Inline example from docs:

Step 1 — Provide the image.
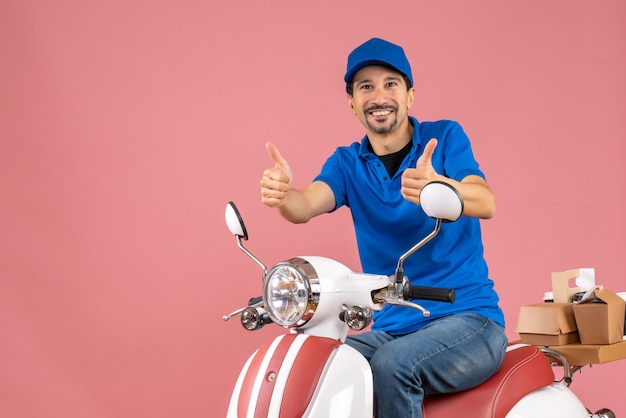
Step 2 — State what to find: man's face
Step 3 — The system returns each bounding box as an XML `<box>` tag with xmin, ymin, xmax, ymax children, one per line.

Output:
<box><xmin>348</xmin><ymin>65</ymin><xmax>415</xmax><ymax>136</ymax></box>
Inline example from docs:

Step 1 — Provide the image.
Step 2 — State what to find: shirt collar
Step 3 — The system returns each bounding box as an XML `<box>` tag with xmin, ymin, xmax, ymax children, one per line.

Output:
<box><xmin>359</xmin><ymin>116</ymin><xmax>422</xmax><ymax>158</ymax></box>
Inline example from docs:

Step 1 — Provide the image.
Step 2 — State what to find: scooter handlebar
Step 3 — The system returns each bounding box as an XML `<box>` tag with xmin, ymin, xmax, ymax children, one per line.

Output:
<box><xmin>403</xmin><ymin>284</ymin><xmax>456</xmax><ymax>303</ymax></box>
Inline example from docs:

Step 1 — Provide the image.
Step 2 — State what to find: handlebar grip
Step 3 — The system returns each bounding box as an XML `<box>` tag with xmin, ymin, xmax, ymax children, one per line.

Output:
<box><xmin>403</xmin><ymin>284</ymin><xmax>456</xmax><ymax>303</ymax></box>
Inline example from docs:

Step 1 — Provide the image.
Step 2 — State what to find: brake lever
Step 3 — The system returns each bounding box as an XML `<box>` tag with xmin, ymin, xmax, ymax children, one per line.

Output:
<box><xmin>373</xmin><ymin>288</ymin><xmax>430</xmax><ymax>317</ymax></box>
<box><xmin>223</xmin><ymin>299</ymin><xmax>264</xmax><ymax>321</ymax></box>
<box><xmin>384</xmin><ymin>298</ymin><xmax>430</xmax><ymax>317</ymax></box>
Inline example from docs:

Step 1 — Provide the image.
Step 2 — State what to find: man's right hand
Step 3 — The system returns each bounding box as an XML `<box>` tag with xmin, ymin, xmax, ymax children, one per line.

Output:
<box><xmin>261</xmin><ymin>141</ymin><xmax>293</xmax><ymax>207</ymax></box>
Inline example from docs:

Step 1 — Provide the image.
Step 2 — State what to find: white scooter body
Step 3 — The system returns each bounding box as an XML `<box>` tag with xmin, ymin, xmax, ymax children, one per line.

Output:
<box><xmin>226</xmin><ymin>257</ymin><xmax>591</xmax><ymax>418</ymax></box>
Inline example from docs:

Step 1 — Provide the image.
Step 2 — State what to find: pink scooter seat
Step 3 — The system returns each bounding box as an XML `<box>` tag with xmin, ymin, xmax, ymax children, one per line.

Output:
<box><xmin>423</xmin><ymin>344</ymin><xmax>555</xmax><ymax>418</ymax></box>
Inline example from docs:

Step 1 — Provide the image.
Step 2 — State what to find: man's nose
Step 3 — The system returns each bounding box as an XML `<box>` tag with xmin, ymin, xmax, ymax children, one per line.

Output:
<box><xmin>371</xmin><ymin>90</ymin><xmax>388</xmax><ymax>105</ymax></box>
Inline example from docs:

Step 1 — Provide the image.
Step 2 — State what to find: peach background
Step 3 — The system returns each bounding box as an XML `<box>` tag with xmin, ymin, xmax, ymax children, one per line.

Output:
<box><xmin>1</xmin><ymin>0</ymin><xmax>625</xmax><ymax>417</ymax></box>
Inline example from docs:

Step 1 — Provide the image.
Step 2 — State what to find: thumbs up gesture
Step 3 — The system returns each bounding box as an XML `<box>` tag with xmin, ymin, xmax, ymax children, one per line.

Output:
<box><xmin>401</xmin><ymin>138</ymin><xmax>441</xmax><ymax>205</ymax></box>
<box><xmin>261</xmin><ymin>141</ymin><xmax>294</xmax><ymax>207</ymax></box>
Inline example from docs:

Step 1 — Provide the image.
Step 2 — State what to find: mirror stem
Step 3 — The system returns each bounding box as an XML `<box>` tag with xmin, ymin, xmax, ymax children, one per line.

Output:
<box><xmin>395</xmin><ymin>219</ymin><xmax>442</xmax><ymax>283</ymax></box>
<box><xmin>236</xmin><ymin>235</ymin><xmax>268</xmax><ymax>277</ymax></box>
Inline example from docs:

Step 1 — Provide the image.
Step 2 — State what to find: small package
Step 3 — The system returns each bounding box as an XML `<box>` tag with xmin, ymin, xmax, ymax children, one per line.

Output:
<box><xmin>573</xmin><ymin>288</ymin><xmax>626</xmax><ymax>345</ymax></box>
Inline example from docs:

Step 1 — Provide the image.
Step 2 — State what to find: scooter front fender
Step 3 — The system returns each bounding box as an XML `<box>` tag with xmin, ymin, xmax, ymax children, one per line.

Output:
<box><xmin>228</xmin><ymin>333</ymin><xmax>373</xmax><ymax>417</ymax></box>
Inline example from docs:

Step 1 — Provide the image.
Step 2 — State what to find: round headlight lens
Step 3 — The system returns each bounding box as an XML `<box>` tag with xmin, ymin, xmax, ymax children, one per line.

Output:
<box><xmin>264</xmin><ymin>262</ymin><xmax>310</xmax><ymax>327</ymax></box>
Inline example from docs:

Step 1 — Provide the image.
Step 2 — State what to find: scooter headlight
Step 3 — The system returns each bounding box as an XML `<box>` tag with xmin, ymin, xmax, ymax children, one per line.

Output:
<box><xmin>263</xmin><ymin>258</ymin><xmax>318</xmax><ymax>327</ymax></box>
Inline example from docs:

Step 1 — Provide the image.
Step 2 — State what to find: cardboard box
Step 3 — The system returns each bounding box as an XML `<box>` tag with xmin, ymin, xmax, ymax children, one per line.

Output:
<box><xmin>516</xmin><ymin>303</ymin><xmax>579</xmax><ymax>346</ymax></box>
<box><xmin>573</xmin><ymin>289</ymin><xmax>626</xmax><ymax>345</ymax></box>
<box><xmin>549</xmin><ymin>340</ymin><xmax>626</xmax><ymax>365</ymax></box>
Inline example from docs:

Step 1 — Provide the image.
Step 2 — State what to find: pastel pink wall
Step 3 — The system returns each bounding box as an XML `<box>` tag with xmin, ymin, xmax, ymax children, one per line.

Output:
<box><xmin>1</xmin><ymin>0</ymin><xmax>624</xmax><ymax>416</ymax></box>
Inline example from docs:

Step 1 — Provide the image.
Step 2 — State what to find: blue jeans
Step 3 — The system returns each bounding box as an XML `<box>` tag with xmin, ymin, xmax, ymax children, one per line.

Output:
<box><xmin>345</xmin><ymin>313</ymin><xmax>508</xmax><ymax>418</ymax></box>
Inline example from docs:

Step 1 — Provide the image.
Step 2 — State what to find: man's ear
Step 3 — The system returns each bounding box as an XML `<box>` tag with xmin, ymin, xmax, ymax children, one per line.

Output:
<box><xmin>347</xmin><ymin>93</ymin><xmax>357</xmax><ymax>115</ymax></box>
<box><xmin>407</xmin><ymin>87</ymin><xmax>415</xmax><ymax>109</ymax></box>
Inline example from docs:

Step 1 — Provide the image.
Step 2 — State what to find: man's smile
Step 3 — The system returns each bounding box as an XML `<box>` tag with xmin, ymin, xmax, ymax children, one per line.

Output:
<box><xmin>366</xmin><ymin>105</ymin><xmax>397</xmax><ymax>121</ymax></box>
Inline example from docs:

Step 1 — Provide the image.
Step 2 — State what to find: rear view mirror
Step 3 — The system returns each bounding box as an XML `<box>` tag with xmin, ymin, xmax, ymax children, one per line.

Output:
<box><xmin>419</xmin><ymin>181</ymin><xmax>464</xmax><ymax>222</ymax></box>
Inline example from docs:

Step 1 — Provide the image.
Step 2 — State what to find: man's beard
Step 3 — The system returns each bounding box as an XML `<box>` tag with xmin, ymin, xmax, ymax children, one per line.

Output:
<box><xmin>364</xmin><ymin>105</ymin><xmax>398</xmax><ymax>135</ymax></box>
<box><xmin>367</xmin><ymin>117</ymin><xmax>398</xmax><ymax>134</ymax></box>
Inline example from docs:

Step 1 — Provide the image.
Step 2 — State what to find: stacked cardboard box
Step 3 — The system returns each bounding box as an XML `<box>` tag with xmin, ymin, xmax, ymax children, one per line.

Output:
<box><xmin>515</xmin><ymin>269</ymin><xmax>626</xmax><ymax>365</ymax></box>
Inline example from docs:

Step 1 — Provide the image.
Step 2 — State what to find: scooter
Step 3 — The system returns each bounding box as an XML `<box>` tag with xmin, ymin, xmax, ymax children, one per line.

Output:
<box><xmin>223</xmin><ymin>181</ymin><xmax>615</xmax><ymax>418</ymax></box>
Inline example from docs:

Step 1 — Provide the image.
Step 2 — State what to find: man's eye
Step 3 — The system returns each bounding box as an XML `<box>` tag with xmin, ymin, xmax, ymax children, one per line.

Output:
<box><xmin>360</xmin><ymin>85</ymin><xmax>372</xmax><ymax>90</ymax></box>
<box><xmin>386</xmin><ymin>81</ymin><xmax>398</xmax><ymax>88</ymax></box>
